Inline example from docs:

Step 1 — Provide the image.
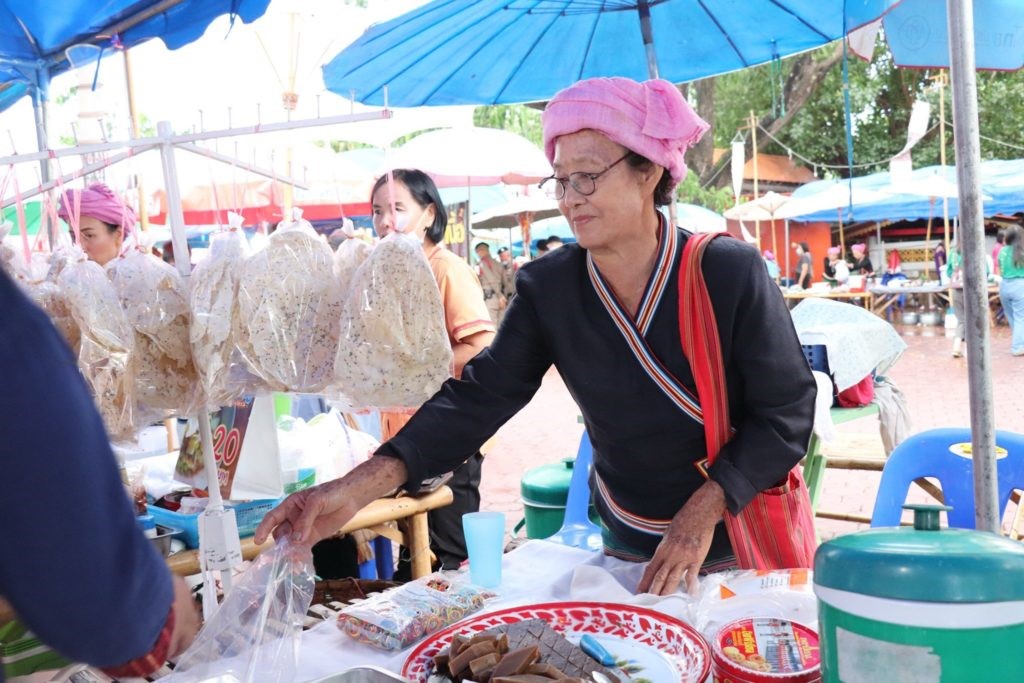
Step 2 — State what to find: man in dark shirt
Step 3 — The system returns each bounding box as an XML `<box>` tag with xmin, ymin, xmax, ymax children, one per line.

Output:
<box><xmin>0</xmin><ymin>270</ymin><xmax>198</xmax><ymax>679</ymax></box>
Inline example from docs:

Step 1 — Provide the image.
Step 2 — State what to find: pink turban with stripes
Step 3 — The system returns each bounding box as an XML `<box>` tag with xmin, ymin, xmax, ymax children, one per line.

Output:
<box><xmin>542</xmin><ymin>77</ymin><xmax>709</xmax><ymax>184</ymax></box>
<box><xmin>58</xmin><ymin>183</ymin><xmax>136</xmax><ymax>236</ymax></box>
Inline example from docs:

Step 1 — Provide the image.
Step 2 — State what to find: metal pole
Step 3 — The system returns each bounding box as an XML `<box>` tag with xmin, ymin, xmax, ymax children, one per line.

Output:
<box><xmin>637</xmin><ymin>0</ymin><xmax>660</xmax><ymax>79</ymax></box>
<box><xmin>123</xmin><ymin>49</ymin><xmax>151</xmax><ymax>233</ymax></box>
<box><xmin>157</xmin><ymin>121</ymin><xmax>192</xmax><ymax>280</ymax></box>
<box><xmin>947</xmin><ymin>0</ymin><xmax>999</xmax><ymax>533</ymax></box>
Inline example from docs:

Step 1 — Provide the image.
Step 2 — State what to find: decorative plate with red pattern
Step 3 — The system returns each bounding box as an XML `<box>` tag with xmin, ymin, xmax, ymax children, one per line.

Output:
<box><xmin>402</xmin><ymin>601</ymin><xmax>710</xmax><ymax>682</ymax></box>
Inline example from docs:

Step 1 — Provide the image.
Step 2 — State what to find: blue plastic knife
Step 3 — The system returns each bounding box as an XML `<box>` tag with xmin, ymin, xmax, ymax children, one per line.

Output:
<box><xmin>579</xmin><ymin>634</ymin><xmax>631</xmax><ymax>681</ymax></box>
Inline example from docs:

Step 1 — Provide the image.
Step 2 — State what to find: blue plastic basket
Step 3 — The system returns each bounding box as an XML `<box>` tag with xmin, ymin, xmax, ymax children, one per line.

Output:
<box><xmin>148</xmin><ymin>498</ymin><xmax>281</xmax><ymax>549</ymax></box>
<box><xmin>802</xmin><ymin>344</ymin><xmax>829</xmax><ymax>374</ymax></box>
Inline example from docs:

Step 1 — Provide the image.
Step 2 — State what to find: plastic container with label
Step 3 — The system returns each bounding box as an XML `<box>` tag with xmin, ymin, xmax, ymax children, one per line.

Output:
<box><xmin>814</xmin><ymin>504</ymin><xmax>1024</xmax><ymax>682</ymax></box>
<box><xmin>711</xmin><ymin>617</ymin><xmax>821</xmax><ymax>683</ymax></box>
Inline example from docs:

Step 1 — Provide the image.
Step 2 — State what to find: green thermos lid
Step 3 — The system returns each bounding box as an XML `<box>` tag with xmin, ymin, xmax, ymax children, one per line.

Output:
<box><xmin>520</xmin><ymin>458</ymin><xmax>576</xmax><ymax>506</ymax></box>
<box><xmin>815</xmin><ymin>504</ymin><xmax>1024</xmax><ymax>602</ymax></box>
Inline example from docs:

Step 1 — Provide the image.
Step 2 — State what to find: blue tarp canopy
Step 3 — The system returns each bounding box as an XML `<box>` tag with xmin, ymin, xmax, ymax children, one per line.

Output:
<box><xmin>787</xmin><ymin>161</ymin><xmax>1024</xmax><ymax>224</ymax></box>
<box><xmin>0</xmin><ymin>0</ymin><xmax>270</xmax><ymax>113</ymax></box>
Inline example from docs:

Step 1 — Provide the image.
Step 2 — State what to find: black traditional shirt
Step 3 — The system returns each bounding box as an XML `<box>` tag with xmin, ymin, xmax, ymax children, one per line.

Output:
<box><xmin>378</xmin><ymin>222</ymin><xmax>816</xmax><ymax>557</ymax></box>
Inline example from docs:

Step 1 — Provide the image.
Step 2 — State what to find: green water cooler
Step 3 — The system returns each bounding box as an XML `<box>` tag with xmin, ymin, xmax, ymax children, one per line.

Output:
<box><xmin>814</xmin><ymin>505</ymin><xmax>1024</xmax><ymax>681</ymax></box>
<box><xmin>518</xmin><ymin>457</ymin><xmax>597</xmax><ymax>539</ymax></box>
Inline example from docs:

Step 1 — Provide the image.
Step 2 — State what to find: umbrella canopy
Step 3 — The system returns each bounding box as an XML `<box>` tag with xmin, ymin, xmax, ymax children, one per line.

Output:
<box><xmin>471</xmin><ymin>194</ymin><xmax>560</xmax><ymax>230</ymax></box>
<box><xmin>776</xmin><ymin>181</ymin><xmax>891</xmax><ymax>221</ymax></box>
<box><xmin>386</xmin><ymin>126</ymin><xmax>550</xmax><ymax>185</ymax></box>
<box><xmin>723</xmin><ymin>191</ymin><xmax>791</xmax><ymax>222</ymax></box>
<box><xmin>323</xmin><ymin>0</ymin><xmax>899</xmax><ymax>106</ymax></box>
<box><xmin>0</xmin><ymin>0</ymin><xmax>271</xmax><ymax>113</ymax></box>
<box><xmin>849</xmin><ymin>0</ymin><xmax>1024</xmax><ymax>71</ymax></box>
<box><xmin>676</xmin><ymin>203</ymin><xmax>727</xmax><ymax>234</ymax></box>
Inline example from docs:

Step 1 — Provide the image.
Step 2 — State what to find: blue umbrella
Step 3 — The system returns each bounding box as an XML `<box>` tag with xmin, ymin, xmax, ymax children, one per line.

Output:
<box><xmin>0</xmin><ymin>0</ymin><xmax>271</xmax><ymax>134</ymax></box>
<box><xmin>850</xmin><ymin>0</ymin><xmax>1024</xmax><ymax>71</ymax></box>
<box><xmin>323</xmin><ymin>0</ymin><xmax>898</xmax><ymax>106</ymax></box>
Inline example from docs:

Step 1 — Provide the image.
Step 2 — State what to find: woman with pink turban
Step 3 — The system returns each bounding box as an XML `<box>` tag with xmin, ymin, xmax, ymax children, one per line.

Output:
<box><xmin>256</xmin><ymin>78</ymin><xmax>815</xmax><ymax>596</ymax></box>
<box><xmin>57</xmin><ymin>183</ymin><xmax>137</xmax><ymax>266</ymax></box>
<box><xmin>849</xmin><ymin>243</ymin><xmax>874</xmax><ymax>276</ymax></box>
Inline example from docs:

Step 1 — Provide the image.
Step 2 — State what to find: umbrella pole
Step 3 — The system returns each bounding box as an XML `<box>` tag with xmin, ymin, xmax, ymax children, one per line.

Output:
<box><xmin>924</xmin><ymin>198</ymin><xmax>935</xmax><ymax>279</ymax></box>
<box><xmin>750</xmin><ymin>112</ymin><xmax>760</xmax><ymax>249</ymax></box>
<box><xmin>31</xmin><ymin>69</ymin><xmax>55</xmax><ymax>248</ymax></box>
<box><xmin>123</xmin><ymin>50</ymin><xmax>150</xmax><ymax>233</ymax></box>
<box><xmin>838</xmin><ymin>209</ymin><xmax>845</xmax><ymax>255</ymax></box>
<box><xmin>784</xmin><ymin>219</ymin><xmax>790</xmax><ymax>285</ymax></box>
<box><xmin>947</xmin><ymin>0</ymin><xmax>999</xmax><ymax>533</ymax></box>
<box><xmin>939</xmin><ymin>72</ymin><xmax>951</xmax><ymax>255</ymax></box>
<box><xmin>637</xmin><ymin>0</ymin><xmax>660</xmax><ymax>79</ymax></box>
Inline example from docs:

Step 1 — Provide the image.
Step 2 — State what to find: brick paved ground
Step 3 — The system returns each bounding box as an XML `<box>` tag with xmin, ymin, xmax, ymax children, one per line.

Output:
<box><xmin>479</xmin><ymin>321</ymin><xmax>1024</xmax><ymax>542</ymax></box>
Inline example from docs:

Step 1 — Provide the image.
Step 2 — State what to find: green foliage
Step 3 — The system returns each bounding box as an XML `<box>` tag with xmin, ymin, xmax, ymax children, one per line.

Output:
<box><xmin>473</xmin><ymin>104</ymin><xmax>543</xmax><ymax>146</ymax></box>
<box><xmin>675</xmin><ymin>172</ymin><xmax>734</xmax><ymax>213</ymax></box>
<box><xmin>710</xmin><ymin>39</ymin><xmax>1024</xmax><ymax>179</ymax></box>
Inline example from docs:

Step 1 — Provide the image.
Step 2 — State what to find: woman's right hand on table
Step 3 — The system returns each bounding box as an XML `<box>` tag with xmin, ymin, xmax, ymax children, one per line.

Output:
<box><xmin>254</xmin><ymin>455</ymin><xmax>408</xmax><ymax>546</ymax></box>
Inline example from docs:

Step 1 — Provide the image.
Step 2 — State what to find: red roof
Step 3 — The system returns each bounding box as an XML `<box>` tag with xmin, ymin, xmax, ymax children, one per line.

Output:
<box><xmin>712</xmin><ymin>150</ymin><xmax>817</xmax><ymax>185</ymax></box>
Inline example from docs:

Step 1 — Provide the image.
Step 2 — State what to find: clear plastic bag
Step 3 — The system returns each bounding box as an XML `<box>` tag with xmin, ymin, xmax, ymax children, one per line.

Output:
<box><xmin>692</xmin><ymin>569</ymin><xmax>819</xmax><ymax>642</ymax></box>
<box><xmin>333</xmin><ymin>232</ymin><xmax>452</xmax><ymax>410</ymax></box>
<box><xmin>190</xmin><ymin>229</ymin><xmax>250</xmax><ymax>408</ymax></box>
<box><xmin>106</xmin><ymin>249</ymin><xmax>199</xmax><ymax>422</ymax></box>
<box><xmin>337</xmin><ymin>572</ymin><xmax>492</xmax><ymax>651</ymax></box>
<box><xmin>332</xmin><ymin>230</ymin><xmax>373</xmax><ymax>301</ymax></box>
<box><xmin>234</xmin><ymin>214</ymin><xmax>343</xmax><ymax>394</ymax></box>
<box><xmin>58</xmin><ymin>255</ymin><xmax>136</xmax><ymax>441</ymax></box>
<box><xmin>0</xmin><ymin>221</ymin><xmax>14</xmax><ymax>276</ymax></box>
<box><xmin>168</xmin><ymin>538</ymin><xmax>315</xmax><ymax>683</ymax></box>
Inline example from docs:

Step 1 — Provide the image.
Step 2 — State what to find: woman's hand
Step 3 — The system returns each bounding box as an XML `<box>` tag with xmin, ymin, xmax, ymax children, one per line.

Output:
<box><xmin>254</xmin><ymin>456</ymin><xmax>408</xmax><ymax>546</ymax></box>
<box><xmin>637</xmin><ymin>480</ymin><xmax>726</xmax><ymax>596</ymax></box>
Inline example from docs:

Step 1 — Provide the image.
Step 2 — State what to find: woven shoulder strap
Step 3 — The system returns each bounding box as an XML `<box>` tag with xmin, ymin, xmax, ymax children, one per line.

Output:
<box><xmin>678</xmin><ymin>232</ymin><xmax>733</xmax><ymax>465</ymax></box>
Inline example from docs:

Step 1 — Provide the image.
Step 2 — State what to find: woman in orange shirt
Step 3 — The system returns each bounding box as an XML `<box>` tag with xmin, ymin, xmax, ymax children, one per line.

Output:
<box><xmin>372</xmin><ymin>169</ymin><xmax>496</xmax><ymax>577</ymax></box>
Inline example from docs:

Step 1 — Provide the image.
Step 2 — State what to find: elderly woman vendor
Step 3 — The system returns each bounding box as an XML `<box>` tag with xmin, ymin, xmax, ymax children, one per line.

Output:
<box><xmin>257</xmin><ymin>77</ymin><xmax>816</xmax><ymax>596</ymax></box>
<box><xmin>57</xmin><ymin>183</ymin><xmax>137</xmax><ymax>266</ymax></box>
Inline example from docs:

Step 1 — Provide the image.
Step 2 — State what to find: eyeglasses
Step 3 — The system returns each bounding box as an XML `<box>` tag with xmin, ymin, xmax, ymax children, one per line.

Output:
<box><xmin>539</xmin><ymin>153</ymin><xmax>630</xmax><ymax>200</ymax></box>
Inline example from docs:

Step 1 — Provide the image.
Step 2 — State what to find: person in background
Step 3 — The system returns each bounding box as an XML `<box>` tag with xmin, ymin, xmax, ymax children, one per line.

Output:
<box><xmin>849</xmin><ymin>243</ymin><xmax>874</xmax><ymax>276</ymax></box>
<box><xmin>372</xmin><ymin>170</ymin><xmax>496</xmax><ymax>577</ymax></box>
<box><xmin>546</xmin><ymin>235</ymin><xmax>564</xmax><ymax>251</ymax></box>
<box><xmin>933</xmin><ymin>242</ymin><xmax>947</xmax><ymax>282</ymax></box>
<box><xmin>0</xmin><ymin>269</ymin><xmax>199</xmax><ymax>680</ymax></box>
<box><xmin>762</xmin><ymin>249</ymin><xmax>780</xmax><ymax>283</ymax></box>
<box><xmin>998</xmin><ymin>224</ymin><xmax>1024</xmax><ymax>356</ymax></box>
<box><xmin>497</xmin><ymin>246</ymin><xmax>517</xmax><ymax>299</ymax></box>
<box><xmin>822</xmin><ymin>246</ymin><xmax>839</xmax><ymax>280</ymax></box>
<box><xmin>475</xmin><ymin>242</ymin><xmax>508</xmax><ymax>324</ymax></box>
<box><xmin>947</xmin><ymin>234</ymin><xmax>968</xmax><ymax>358</ymax></box>
<box><xmin>258</xmin><ymin>77</ymin><xmax>815</xmax><ymax>597</ymax></box>
<box><xmin>534</xmin><ymin>238</ymin><xmax>549</xmax><ymax>257</ymax></box>
<box><xmin>794</xmin><ymin>241</ymin><xmax>813</xmax><ymax>289</ymax></box>
<box><xmin>993</xmin><ymin>228</ymin><xmax>1006</xmax><ymax>276</ymax></box>
<box><xmin>57</xmin><ymin>183</ymin><xmax>136</xmax><ymax>267</ymax></box>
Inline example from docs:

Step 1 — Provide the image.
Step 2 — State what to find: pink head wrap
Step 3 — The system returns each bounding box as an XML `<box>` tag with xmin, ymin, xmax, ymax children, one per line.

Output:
<box><xmin>852</xmin><ymin>242</ymin><xmax>866</xmax><ymax>253</ymax></box>
<box><xmin>58</xmin><ymin>183</ymin><xmax>136</xmax><ymax>236</ymax></box>
<box><xmin>763</xmin><ymin>250</ymin><xmax>775</xmax><ymax>260</ymax></box>
<box><xmin>827</xmin><ymin>246</ymin><xmax>841</xmax><ymax>256</ymax></box>
<box><xmin>542</xmin><ymin>77</ymin><xmax>709</xmax><ymax>184</ymax></box>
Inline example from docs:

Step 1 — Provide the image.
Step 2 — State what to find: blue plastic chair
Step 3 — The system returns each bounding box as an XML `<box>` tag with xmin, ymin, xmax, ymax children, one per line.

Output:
<box><xmin>357</xmin><ymin>535</ymin><xmax>396</xmax><ymax>579</ymax></box>
<box><xmin>870</xmin><ymin>428</ymin><xmax>1024</xmax><ymax>528</ymax></box>
<box><xmin>545</xmin><ymin>430</ymin><xmax>603</xmax><ymax>550</ymax></box>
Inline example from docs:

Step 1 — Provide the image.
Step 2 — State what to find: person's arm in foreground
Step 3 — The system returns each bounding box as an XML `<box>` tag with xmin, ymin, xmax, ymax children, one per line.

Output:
<box><xmin>638</xmin><ymin>243</ymin><xmax>816</xmax><ymax>595</ymax></box>
<box><xmin>257</xmin><ymin>285</ymin><xmax>553</xmax><ymax>546</ymax></box>
<box><xmin>0</xmin><ymin>272</ymin><xmax>199</xmax><ymax>672</ymax></box>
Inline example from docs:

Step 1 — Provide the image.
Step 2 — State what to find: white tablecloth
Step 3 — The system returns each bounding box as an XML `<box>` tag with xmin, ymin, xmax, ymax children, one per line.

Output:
<box><xmin>294</xmin><ymin>541</ymin><xmax>817</xmax><ymax>682</ymax></box>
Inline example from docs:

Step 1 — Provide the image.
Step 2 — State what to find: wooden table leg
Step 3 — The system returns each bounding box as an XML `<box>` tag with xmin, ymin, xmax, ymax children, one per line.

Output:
<box><xmin>408</xmin><ymin>511</ymin><xmax>432</xmax><ymax>579</ymax></box>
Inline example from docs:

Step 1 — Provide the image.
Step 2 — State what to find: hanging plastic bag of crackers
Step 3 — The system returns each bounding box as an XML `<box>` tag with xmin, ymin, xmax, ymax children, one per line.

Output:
<box><xmin>58</xmin><ymin>251</ymin><xmax>136</xmax><ymax>441</ymax></box>
<box><xmin>234</xmin><ymin>209</ymin><xmax>343</xmax><ymax>394</ymax></box>
<box><xmin>333</xmin><ymin>231</ymin><xmax>452</xmax><ymax>410</ymax></box>
<box><xmin>190</xmin><ymin>221</ymin><xmax>251</xmax><ymax>408</ymax></box>
<box><xmin>106</xmin><ymin>249</ymin><xmax>199</xmax><ymax>423</ymax></box>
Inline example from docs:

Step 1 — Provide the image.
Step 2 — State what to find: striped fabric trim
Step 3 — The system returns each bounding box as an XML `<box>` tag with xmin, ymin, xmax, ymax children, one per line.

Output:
<box><xmin>586</xmin><ymin>220</ymin><xmax>703</xmax><ymax>424</ymax></box>
<box><xmin>594</xmin><ymin>472</ymin><xmax>671</xmax><ymax>535</ymax></box>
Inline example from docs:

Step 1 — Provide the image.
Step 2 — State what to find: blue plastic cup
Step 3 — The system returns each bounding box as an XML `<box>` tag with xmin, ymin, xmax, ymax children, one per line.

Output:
<box><xmin>462</xmin><ymin>511</ymin><xmax>505</xmax><ymax>588</ymax></box>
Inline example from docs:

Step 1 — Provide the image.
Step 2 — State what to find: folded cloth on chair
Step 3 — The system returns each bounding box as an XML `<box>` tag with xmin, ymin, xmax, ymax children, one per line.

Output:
<box><xmin>872</xmin><ymin>376</ymin><xmax>912</xmax><ymax>456</ymax></box>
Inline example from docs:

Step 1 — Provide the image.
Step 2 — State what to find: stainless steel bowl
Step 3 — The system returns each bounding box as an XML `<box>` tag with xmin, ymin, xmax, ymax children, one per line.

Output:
<box><xmin>308</xmin><ymin>666</ymin><xmax>413</xmax><ymax>683</ymax></box>
<box><xmin>150</xmin><ymin>524</ymin><xmax>182</xmax><ymax>557</ymax></box>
